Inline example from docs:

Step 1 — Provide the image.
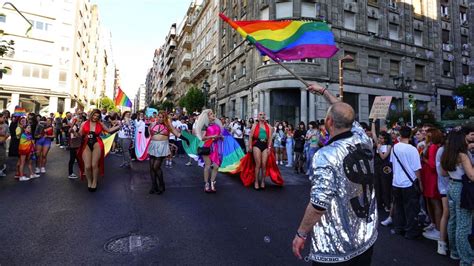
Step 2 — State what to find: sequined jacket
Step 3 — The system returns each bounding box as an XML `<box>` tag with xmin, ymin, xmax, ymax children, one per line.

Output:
<box><xmin>309</xmin><ymin>122</ymin><xmax>377</xmax><ymax>263</ymax></box>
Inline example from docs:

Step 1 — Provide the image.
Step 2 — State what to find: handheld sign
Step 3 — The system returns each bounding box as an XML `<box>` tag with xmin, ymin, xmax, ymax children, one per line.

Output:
<box><xmin>369</xmin><ymin>96</ymin><xmax>393</xmax><ymax>119</ymax></box>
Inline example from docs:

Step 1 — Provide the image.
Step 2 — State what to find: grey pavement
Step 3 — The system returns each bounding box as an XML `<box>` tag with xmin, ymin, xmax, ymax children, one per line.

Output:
<box><xmin>0</xmin><ymin>146</ymin><xmax>456</xmax><ymax>265</ymax></box>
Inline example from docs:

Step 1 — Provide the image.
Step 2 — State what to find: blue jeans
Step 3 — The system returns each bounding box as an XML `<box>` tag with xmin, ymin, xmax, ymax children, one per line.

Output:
<box><xmin>305</xmin><ymin>146</ymin><xmax>318</xmax><ymax>173</ymax></box>
<box><xmin>448</xmin><ymin>181</ymin><xmax>474</xmax><ymax>266</ymax></box>
<box><xmin>285</xmin><ymin>138</ymin><xmax>294</xmax><ymax>166</ymax></box>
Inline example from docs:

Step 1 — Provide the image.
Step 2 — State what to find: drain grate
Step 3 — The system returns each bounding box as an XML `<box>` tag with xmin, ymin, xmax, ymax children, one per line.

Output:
<box><xmin>104</xmin><ymin>233</ymin><xmax>158</xmax><ymax>254</ymax></box>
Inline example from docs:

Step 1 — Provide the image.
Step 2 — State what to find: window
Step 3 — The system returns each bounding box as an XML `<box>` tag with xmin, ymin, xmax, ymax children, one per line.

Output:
<box><xmin>442</xmin><ymin>29</ymin><xmax>450</xmax><ymax>44</ymax></box>
<box><xmin>241</xmin><ymin>96</ymin><xmax>248</xmax><ymax>119</ymax></box>
<box><xmin>276</xmin><ymin>1</ymin><xmax>293</xmax><ymax>19</ymax></box>
<box><xmin>232</xmin><ymin>67</ymin><xmax>236</xmax><ymax>81</ymax></box>
<box><xmin>343</xmin><ymin>51</ymin><xmax>357</xmax><ymax>69</ymax></box>
<box><xmin>41</xmin><ymin>67</ymin><xmax>49</xmax><ymax>79</ymax></box>
<box><xmin>242</xmin><ymin>62</ymin><xmax>246</xmax><ymax>76</ymax></box>
<box><xmin>22</xmin><ymin>65</ymin><xmax>31</xmax><ymax>77</ymax></box>
<box><xmin>442</xmin><ymin>60</ymin><xmax>451</xmax><ymax>77</ymax></box>
<box><xmin>462</xmin><ymin>64</ymin><xmax>469</xmax><ymax>83</ymax></box>
<box><xmin>368</xmin><ymin>18</ymin><xmax>378</xmax><ymax>34</ymax></box>
<box><xmin>260</xmin><ymin>7</ymin><xmax>269</xmax><ymax>20</ymax></box>
<box><xmin>301</xmin><ymin>2</ymin><xmax>316</xmax><ymax>17</ymax></box>
<box><xmin>415</xmin><ymin>65</ymin><xmax>424</xmax><ymax>80</ymax></box>
<box><xmin>390</xmin><ymin>60</ymin><xmax>400</xmax><ymax>76</ymax></box>
<box><xmin>389</xmin><ymin>23</ymin><xmax>399</xmax><ymax>40</ymax></box>
<box><xmin>344</xmin><ymin>11</ymin><xmax>356</xmax><ymax>30</ymax></box>
<box><xmin>460</xmin><ymin>7</ymin><xmax>468</xmax><ymax>25</ymax></box>
<box><xmin>368</xmin><ymin>56</ymin><xmax>379</xmax><ymax>72</ymax></box>
<box><xmin>441</xmin><ymin>5</ymin><xmax>449</xmax><ymax>17</ymax></box>
<box><xmin>368</xmin><ymin>0</ymin><xmax>378</xmax><ymax>5</ymax></box>
<box><xmin>231</xmin><ymin>100</ymin><xmax>236</xmax><ymax>118</ymax></box>
<box><xmin>36</xmin><ymin>21</ymin><xmax>44</xmax><ymax>30</ymax></box>
<box><xmin>59</xmin><ymin>71</ymin><xmax>67</xmax><ymax>82</ymax></box>
<box><xmin>0</xmin><ymin>15</ymin><xmax>5</xmax><ymax>23</ymax></box>
<box><xmin>32</xmin><ymin>66</ymin><xmax>40</xmax><ymax>78</ymax></box>
<box><xmin>461</xmin><ymin>35</ymin><xmax>468</xmax><ymax>46</ymax></box>
<box><xmin>262</xmin><ymin>55</ymin><xmax>270</xmax><ymax>65</ymax></box>
<box><xmin>414</xmin><ymin>29</ymin><xmax>423</xmax><ymax>46</ymax></box>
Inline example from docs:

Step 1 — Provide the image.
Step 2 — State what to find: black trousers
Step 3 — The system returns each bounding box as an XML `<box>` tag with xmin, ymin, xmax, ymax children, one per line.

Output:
<box><xmin>55</xmin><ymin>129</ymin><xmax>62</xmax><ymax>144</ymax></box>
<box><xmin>312</xmin><ymin>246</ymin><xmax>374</xmax><ymax>266</ymax></box>
<box><xmin>68</xmin><ymin>148</ymin><xmax>78</xmax><ymax>175</ymax></box>
<box><xmin>392</xmin><ymin>185</ymin><xmax>422</xmax><ymax>238</ymax></box>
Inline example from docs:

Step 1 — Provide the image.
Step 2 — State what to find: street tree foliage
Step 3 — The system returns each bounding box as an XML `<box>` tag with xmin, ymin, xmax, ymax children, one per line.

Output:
<box><xmin>162</xmin><ymin>100</ymin><xmax>174</xmax><ymax>111</ymax></box>
<box><xmin>179</xmin><ymin>86</ymin><xmax>204</xmax><ymax>113</ymax></box>
<box><xmin>99</xmin><ymin>97</ymin><xmax>119</xmax><ymax>112</ymax></box>
<box><xmin>454</xmin><ymin>83</ymin><xmax>474</xmax><ymax>108</ymax></box>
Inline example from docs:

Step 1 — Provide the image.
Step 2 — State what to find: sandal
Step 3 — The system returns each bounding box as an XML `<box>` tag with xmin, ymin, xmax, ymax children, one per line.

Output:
<box><xmin>211</xmin><ymin>181</ymin><xmax>217</xmax><ymax>193</ymax></box>
<box><xmin>204</xmin><ymin>182</ymin><xmax>211</xmax><ymax>193</ymax></box>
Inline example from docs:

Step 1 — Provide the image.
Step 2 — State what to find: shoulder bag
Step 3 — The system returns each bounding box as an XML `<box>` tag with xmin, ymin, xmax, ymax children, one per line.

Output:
<box><xmin>392</xmin><ymin>146</ymin><xmax>421</xmax><ymax>194</ymax></box>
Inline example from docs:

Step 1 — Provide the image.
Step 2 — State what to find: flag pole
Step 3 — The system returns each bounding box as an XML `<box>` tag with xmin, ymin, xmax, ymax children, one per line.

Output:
<box><xmin>273</xmin><ymin>60</ymin><xmax>310</xmax><ymax>87</ymax></box>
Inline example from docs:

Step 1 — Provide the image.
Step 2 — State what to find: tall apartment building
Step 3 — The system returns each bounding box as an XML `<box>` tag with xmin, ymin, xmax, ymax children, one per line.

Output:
<box><xmin>173</xmin><ymin>3</ymin><xmax>194</xmax><ymax>102</ymax></box>
<box><xmin>159</xmin><ymin>24</ymin><xmax>177</xmax><ymax>103</ymax></box>
<box><xmin>0</xmin><ymin>0</ymin><xmax>115</xmax><ymax>114</ymax></box>
<box><xmin>134</xmin><ymin>84</ymin><xmax>146</xmax><ymax>112</ymax></box>
<box><xmin>214</xmin><ymin>0</ymin><xmax>473</xmax><ymax>124</ymax></box>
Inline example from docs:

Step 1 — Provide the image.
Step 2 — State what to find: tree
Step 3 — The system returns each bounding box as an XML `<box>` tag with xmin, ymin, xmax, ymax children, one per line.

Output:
<box><xmin>99</xmin><ymin>97</ymin><xmax>119</xmax><ymax>112</ymax></box>
<box><xmin>0</xmin><ymin>14</ymin><xmax>15</xmax><ymax>79</ymax></box>
<box><xmin>454</xmin><ymin>83</ymin><xmax>474</xmax><ymax>108</ymax></box>
<box><xmin>179</xmin><ymin>86</ymin><xmax>204</xmax><ymax>113</ymax></box>
<box><xmin>162</xmin><ymin>100</ymin><xmax>174</xmax><ymax>112</ymax></box>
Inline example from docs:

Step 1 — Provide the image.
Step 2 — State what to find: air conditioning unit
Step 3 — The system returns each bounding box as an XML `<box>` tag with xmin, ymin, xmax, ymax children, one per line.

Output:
<box><xmin>462</xmin><ymin>44</ymin><xmax>470</xmax><ymax>51</ymax></box>
<box><xmin>462</xmin><ymin>57</ymin><xmax>470</xmax><ymax>64</ymax></box>
<box><xmin>446</xmin><ymin>72</ymin><xmax>451</xmax><ymax>77</ymax></box>
<box><xmin>447</xmin><ymin>54</ymin><xmax>455</xmax><ymax>61</ymax></box>
<box><xmin>442</xmin><ymin>14</ymin><xmax>450</xmax><ymax>20</ymax></box>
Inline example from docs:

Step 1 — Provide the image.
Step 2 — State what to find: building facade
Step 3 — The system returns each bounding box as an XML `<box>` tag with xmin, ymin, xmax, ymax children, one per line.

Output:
<box><xmin>134</xmin><ymin>84</ymin><xmax>146</xmax><ymax>112</ymax></box>
<box><xmin>214</xmin><ymin>0</ymin><xmax>473</xmax><ymax>124</ymax></box>
<box><xmin>0</xmin><ymin>0</ymin><xmax>115</xmax><ymax>115</ymax></box>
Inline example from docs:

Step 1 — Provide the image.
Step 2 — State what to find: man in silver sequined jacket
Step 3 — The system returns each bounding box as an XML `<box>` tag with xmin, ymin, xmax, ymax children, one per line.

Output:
<box><xmin>292</xmin><ymin>83</ymin><xmax>377</xmax><ymax>265</ymax></box>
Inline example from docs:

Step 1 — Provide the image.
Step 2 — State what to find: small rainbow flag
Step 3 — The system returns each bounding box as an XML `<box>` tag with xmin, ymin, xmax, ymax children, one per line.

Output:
<box><xmin>114</xmin><ymin>87</ymin><xmax>132</xmax><ymax>108</ymax></box>
<box><xmin>13</xmin><ymin>106</ymin><xmax>26</xmax><ymax>117</ymax></box>
<box><xmin>219</xmin><ymin>14</ymin><xmax>338</xmax><ymax>61</ymax></box>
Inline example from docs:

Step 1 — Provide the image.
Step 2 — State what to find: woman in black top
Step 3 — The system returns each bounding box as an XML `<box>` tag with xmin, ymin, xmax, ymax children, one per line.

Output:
<box><xmin>293</xmin><ymin>122</ymin><xmax>306</xmax><ymax>174</ymax></box>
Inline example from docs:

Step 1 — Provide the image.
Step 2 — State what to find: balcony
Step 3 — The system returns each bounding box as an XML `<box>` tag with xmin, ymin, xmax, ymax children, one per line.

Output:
<box><xmin>180</xmin><ymin>52</ymin><xmax>192</xmax><ymax>66</ymax></box>
<box><xmin>164</xmin><ymin>73</ymin><xmax>175</xmax><ymax>87</ymax></box>
<box><xmin>166</xmin><ymin>51</ymin><xmax>177</xmax><ymax>65</ymax></box>
<box><xmin>182</xmin><ymin>36</ymin><xmax>192</xmax><ymax>49</ymax></box>
<box><xmin>183</xmin><ymin>21</ymin><xmax>192</xmax><ymax>33</ymax></box>
<box><xmin>179</xmin><ymin>71</ymin><xmax>191</xmax><ymax>82</ymax></box>
<box><xmin>256</xmin><ymin>61</ymin><xmax>328</xmax><ymax>83</ymax></box>
<box><xmin>190</xmin><ymin>60</ymin><xmax>211</xmax><ymax>81</ymax></box>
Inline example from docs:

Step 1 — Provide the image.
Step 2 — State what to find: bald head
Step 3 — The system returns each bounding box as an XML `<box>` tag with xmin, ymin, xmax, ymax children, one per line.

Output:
<box><xmin>327</xmin><ymin>102</ymin><xmax>355</xmax><ymax>129</ymax></box>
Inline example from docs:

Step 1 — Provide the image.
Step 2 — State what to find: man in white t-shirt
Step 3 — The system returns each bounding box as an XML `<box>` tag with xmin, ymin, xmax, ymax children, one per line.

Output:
<box><xmin>390</xmin><ymin>126</ymin><xmax>423</xmax><ymax>239</ymax></box>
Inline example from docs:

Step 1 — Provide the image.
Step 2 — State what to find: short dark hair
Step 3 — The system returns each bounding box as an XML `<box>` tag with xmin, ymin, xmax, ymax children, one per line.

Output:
<box><xmin>400</xmin><ymin>126</ymin><xmax>412</xmax><ymax>138</ymax></box>
<box><xmin>462</xmin><ymin>123</ymin><xmax>474</xmax><ymax>135</ymax></box>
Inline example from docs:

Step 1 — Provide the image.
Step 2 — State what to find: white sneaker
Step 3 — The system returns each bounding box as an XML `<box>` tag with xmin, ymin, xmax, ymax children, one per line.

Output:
<box><xmin>423</xmin><ymin>229</ymin><xmax>440</xmax><ymax>241</ymax></box>
<box><xmin>423</xmin><ymin>223</ymin><xmax>435</xmax><ymax>232</ymax></box>
<box><xmin>0</xmin><ymin>170</ymin><xmax>6</xmax><ymax>177</ymax></box>
<box><xmin>35</xmin><ymin>167</ymin><xmax>40</xmax><ymax>174</ymax></box>
<box><xmin>381</xmin><ymin>216</ymin><xmax>393</xmax><ymax>226</ymax></box>
<box><xmin>449</xmin><ymin>253</ymin><xmax>460</xmax><ymax>260</ymax></box>
<box><xmin>68</xmin><ymin>173</ymin><xmax>78</xmax><ymax>179</ymax></box>
<box><xmin>19</xmin><ymin>176</ymin><xmax>30</xmax><ymax>181</ymax></box>
<box><xmin>185</xmin><ymin>162</ymin><xmax>192</xmax><ymax>166</ymax></box>
<box><xmin>437</xmin><ymin>241</ymin><xmax>448</xmax><ymax>256</ymax></box>
<box><xmin>40</xmin><ymin>167</ymin><xmax>46</xmax><ymax>173</ymax></box>
<box><xmin>30</xmin><ymin>174</ymin><xmax>40</xmax><ymax>179</ymax></box>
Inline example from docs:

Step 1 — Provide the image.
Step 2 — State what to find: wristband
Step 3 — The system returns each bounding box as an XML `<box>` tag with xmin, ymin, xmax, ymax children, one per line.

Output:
<box><xmin>320</xmin><ymin>88</ymin><xmax>327</xmax><ymax>96</ymax></box>
<box><xmin>296</xmin><ymin>231</ymin><xmax>308</xmax><ymax>240</ymax></box>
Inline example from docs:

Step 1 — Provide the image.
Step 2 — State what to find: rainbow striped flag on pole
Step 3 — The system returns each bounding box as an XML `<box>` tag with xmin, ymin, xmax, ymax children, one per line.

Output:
<box><xmin>219</xmin><ymin>14</ymin><xmax>338</xmax><ymax>61</ymax></box>
<box><xmin>114</xmin><ymin>87</ymin><xmax>132</xmax><ymax>108</ymax></box>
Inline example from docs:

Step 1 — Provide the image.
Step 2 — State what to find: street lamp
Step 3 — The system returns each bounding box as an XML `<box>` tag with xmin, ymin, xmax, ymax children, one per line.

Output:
<box><xmin>339</xmin><ymin>55</ymin><xmax>354</xmax><ymax>100</ymax></box>
<box><xmin>2</xmin><ymin>2</ymin><xmax>33</xmax><ymax>35</ymax></box>
<box><xmin>392</xmin><ymin>75</ymin><xmax>412</xmax><ymax>112</ymax></box>
<box><xmin>202</xmin><ymin>80</ymin><xmax>210</xmax><ymax>109</ymax></box>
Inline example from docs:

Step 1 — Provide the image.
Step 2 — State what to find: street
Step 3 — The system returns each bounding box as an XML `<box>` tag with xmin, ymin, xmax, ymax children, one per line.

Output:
<box><xmin>0</xmin><ymin>146</ymin><xmax>456</xmax><ymax>265</ymax></box>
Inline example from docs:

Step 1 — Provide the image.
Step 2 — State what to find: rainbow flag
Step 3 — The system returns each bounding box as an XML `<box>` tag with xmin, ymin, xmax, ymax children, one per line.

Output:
<box><xmin>13</xmin><ymin>106</ymin><xmax>26</xmax><ymax>117</ymax></box>
<box><xmin>114</xmin><ymin>87</ymin><xmax>132</xmax><ymax>108</ymax></box>
<box><xmin>219</xmin><ymin>14</ymin><xmax>338</xmax><ymax>61</ymax></box>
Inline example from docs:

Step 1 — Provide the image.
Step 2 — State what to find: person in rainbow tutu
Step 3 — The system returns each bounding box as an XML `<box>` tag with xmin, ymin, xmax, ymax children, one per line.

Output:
<box><xmin>181</xmin><ymin>109</ymin><xmax>244</xmax><ymax>193</ymax></box>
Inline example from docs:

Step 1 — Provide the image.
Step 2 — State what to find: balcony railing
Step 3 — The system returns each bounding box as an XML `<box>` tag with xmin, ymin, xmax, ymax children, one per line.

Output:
<box><xmin>190</xmin><ymin>60</ymin><xmax>211</xmax><ymax>81</ymax></box>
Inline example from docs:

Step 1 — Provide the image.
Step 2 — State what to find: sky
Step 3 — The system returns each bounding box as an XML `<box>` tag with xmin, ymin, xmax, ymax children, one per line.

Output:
<box><xmin>92</xmin><ymin>0</ymin><xmax>192</xmax><ymax>99</ymax></box>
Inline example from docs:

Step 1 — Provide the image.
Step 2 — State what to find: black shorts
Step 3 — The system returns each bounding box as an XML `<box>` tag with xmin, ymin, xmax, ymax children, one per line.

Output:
<box><xmin>253</xmin><ymin>139</ymin><xmax>268</xmax><ymax>152</ymax></box>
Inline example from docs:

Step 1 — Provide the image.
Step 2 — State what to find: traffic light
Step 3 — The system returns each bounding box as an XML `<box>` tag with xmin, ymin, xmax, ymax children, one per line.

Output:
<box><xmin>408</xmin><ymin>94</ymin><xmax>416</xmax><ymax>109</ymax></box>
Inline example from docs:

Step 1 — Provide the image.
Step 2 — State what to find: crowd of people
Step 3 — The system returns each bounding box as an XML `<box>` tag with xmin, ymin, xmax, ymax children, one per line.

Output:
<box><xmin>0</xmin><ymin>87</ymin><xmax>473</xmax><ymax>264</ymax></box>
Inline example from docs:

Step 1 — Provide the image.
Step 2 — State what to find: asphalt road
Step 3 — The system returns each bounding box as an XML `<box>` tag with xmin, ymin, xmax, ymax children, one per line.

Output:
<box><xmin>0</xmin><ymin>146</ymin><xmax>457</xmax><ymax>265</ymax></box>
